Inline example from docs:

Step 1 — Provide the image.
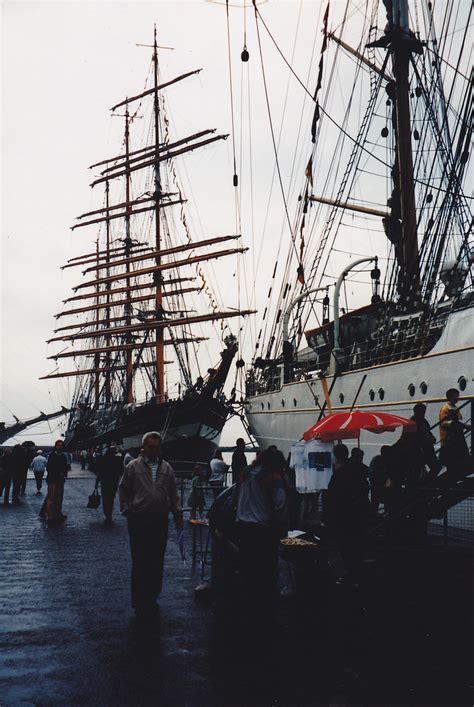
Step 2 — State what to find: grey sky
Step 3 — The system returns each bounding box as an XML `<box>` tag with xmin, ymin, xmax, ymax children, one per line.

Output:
<box><xmin>2</xmin><ymin>0</ymin><xmax>330</xmax><ymax>443</ymax></box>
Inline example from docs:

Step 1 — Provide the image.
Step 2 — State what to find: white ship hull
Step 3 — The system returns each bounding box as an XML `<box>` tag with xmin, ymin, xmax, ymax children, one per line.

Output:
<box><xmin>245</xmin><ymin>309</ymin><xmax>473</xmax><ymax>461</ymax></box>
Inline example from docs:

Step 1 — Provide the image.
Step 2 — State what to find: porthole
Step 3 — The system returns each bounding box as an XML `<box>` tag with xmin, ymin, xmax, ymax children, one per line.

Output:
<box><xmin>420</xmin><ymin>381</ymin><xmax>428</xmax><ymax>394</ymax></box>
<box><xmin>458</xmin><ymin>376</ymin><xmax>467</xmax><ymax>392</ymax></box>
<box><xmin>281</xmin><ymin>399</ymin><xmax>285</xmax><ymax>407</ymax></box>
<box><xmin>408</xmin><ymin>383</ymin><xmax>415</xmax><ymax>397</ymax></box>
<box><xmin>369</xmin><ymin>389</ymin><xmax>375</xmax><ymax>401</ymax></box>
<box><xmin>379</xmin><ymin>388</ymin><xmax>385</xmax><ymax>400</ymax></box>
<box><xmin>339</xmin><ymin>393</ymin><xmax>345</xmax><ymax>404</ymax></box>
<box><xmin>293</xmin><ymin>398</ymin><xmax>297</xmax><ymax>407</ymax></box>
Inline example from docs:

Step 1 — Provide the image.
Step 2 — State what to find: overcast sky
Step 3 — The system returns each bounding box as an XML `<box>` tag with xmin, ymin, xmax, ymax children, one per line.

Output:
<box><xmin>1</xmin><ymin>0</ymin><xmax>331</xmax><ymax>444</ymax></box>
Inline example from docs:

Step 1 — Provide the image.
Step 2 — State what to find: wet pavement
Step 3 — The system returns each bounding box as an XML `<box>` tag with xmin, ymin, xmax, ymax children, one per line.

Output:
<box><xmin>0</xmin><ymin>470</ymin><xmax>472</xmax><ymax>706</ymax></box>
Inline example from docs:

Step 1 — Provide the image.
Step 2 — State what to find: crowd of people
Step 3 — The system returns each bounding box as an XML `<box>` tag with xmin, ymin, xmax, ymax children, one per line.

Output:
<box><xmin>0</xmin><ymin>442</ymin><xmax>39</xmax><ymax>505</ymax></box>
<box><xmin>0</xmin><ymin>387</ymin><xmax>470</xmax><ymax>622</ymax></box>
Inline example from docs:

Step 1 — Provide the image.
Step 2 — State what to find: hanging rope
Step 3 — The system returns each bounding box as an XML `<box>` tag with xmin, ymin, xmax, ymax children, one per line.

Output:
<box><xmin>253</xmin><ymin>2</ymin><xmax>299</xmax><ymax>260</ymax></box>
<box><xmin>226</xmin><ymin>0</ymin><xmax>239</xmax><ymax>187</ymax></box>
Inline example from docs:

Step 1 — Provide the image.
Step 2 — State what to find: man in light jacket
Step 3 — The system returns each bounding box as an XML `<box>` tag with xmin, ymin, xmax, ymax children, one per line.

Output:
<box><xmin>119</xmin><ymin>431</ymin><xmax>183</xmax><ymax>618</ymax></box>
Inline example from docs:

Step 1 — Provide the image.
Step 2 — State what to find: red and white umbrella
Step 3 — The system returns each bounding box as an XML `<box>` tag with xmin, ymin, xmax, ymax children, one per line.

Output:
<box><xmin>303</xmin><ymin>409</ymin><xmax>415</xmax><ymax>442</ymax></box>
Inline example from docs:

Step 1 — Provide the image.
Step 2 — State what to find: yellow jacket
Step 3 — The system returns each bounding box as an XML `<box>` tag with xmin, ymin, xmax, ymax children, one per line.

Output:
<box><xmin>438</xmin><ymin>403</ymin><xmax>462</xmax><ymax>446</ymax></box>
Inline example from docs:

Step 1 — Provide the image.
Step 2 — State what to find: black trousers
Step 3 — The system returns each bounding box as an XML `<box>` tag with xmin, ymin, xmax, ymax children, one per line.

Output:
<box><xmin>101</xmin><ymin>482</ymin><xmax>118</xmax><ymax>520</ymax></box>
<box><xmin>127</xmin><ymin>514</ymin><xmax>168</xmax><ymax>612</ymax></box>
<box><xmin>18</xmin><ymin>468</ymin><xmax>28</xmax><ymax>495</ymax></box>
<box><xmin>3</xmin><ymin>475</ymin><xmax>19</xmax><ymax>503</ymax></box>
<box><xmin>34</xmin><ymin>471</ymin><xmax>44</xmax><ymax>491</ymax></box>
<box><xmin>210</xmin><ymin>480</ymin><xmax>224</xmax><ymax>501</ymax></box>
<box><xmin>237</xmin><ymin>522</ymin><xmax>280</xmax><ymax>617</ymax></box>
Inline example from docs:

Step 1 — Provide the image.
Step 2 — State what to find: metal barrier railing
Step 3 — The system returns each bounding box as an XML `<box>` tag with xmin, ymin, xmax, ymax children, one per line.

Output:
<box><xmin>173</xmin><ymin>472</ymin><xmax>231</xmax><ymax>515</ymax></box>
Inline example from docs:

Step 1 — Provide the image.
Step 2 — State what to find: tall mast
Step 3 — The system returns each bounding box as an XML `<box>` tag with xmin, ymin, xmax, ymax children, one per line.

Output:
<box><xmin>124</xmin><ymin>106</ymin><xmax>134</xmax><ymax>403</ymax></box>
<box><xmin>104</xmin><ymin>180</ymin><xmax>112</xmax><ymax>403</ymax></box>
<box><xmin>391</xmin><ymin>0</ymin><xmax>420</xmax><ymax>302</ymax></box>
<box><xmin>370</xmin><ymin>0</ymin><xmax>422</xmax><ymax>304</ymax></box>
<box><xmin>153</xmin><ymin>26</ymin><xmax>165</xmax><ymax>402</ymax></box>
<box><xmin>94</xmin><ymin>238</ymin><xmax>101</xmax><ymax>404</ymax></box>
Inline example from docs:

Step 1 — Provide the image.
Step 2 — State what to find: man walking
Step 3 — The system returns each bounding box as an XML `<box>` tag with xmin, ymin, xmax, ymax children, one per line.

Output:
<box><xmin>45</xmin><ymin>440</ymin><xmax>71</xmax><ymax>525</ymax></box>
<box><xmin>1</xmin><ymin>448</ymin><xmax>16</xmax><ymax>505</ymax></box>
<box><xmin>95</xmin><ymin>444</ymin><xmax>123</xmax><ymax>523</ymax></box>
<box><xmin>119</xmin><ymin>432</ymin><xmax>183</xmax><ymax>618</ymax></box>
<box><xmin>11</xmin><ymin>445</ymin><xmax>27</xmax><ymax>501</ymax></box>
<box><xmin>30</xmin><ymin>450</ymin><xmax>48</xmax><ymax>493</ymax></box>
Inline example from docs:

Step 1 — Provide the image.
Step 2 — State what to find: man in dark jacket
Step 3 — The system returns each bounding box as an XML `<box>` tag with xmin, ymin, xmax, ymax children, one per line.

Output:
<box><xmin>18</xmin><ymin>444</ymin><xmax>33</xmax><ymax>496</ymax></box>
<box><xmin>327</xmin><ymin>444</ymin><xmax>370</xmax><ymax>582</ymax></box>
<box><xmin>11</xmin><ymin>445</ymin><xmax>27</xmax><ymax>502</ymax></box>
<box><xmin>411</xmin><ymin>403</ymin><xmax>439</xmax><ymax>475</ymax></box>
<box><xmin>1</xmin><ymin>448</ymin><xmax>17</xmax><ymax>505</ymax></box>
<box><xmin>45</xmin><ymin>440</ymin><xmax>71</xmax><ymax>525</ymax></box>
<box><xmin>231</xmin><ymin>438</ymin><xmax>247</xmax><ymax>484</ymax></box>
<box><xmin>349</xmin><ymin>448</ymin><xmax>370</xmax><ymax>481</ymax></box>
<box><xmin>95</xmin><ymin>445</ymin><xmax>123</xmax><ymax>523</ymax></box>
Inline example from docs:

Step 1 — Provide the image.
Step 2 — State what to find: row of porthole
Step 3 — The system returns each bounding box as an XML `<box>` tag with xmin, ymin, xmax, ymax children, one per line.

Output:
<box><xmin>260</xmin><ymin>398</ymin><xmax>300</xmax><ymax>410</ymax></box>
<box><xmin>256</xmin><ymin>375</ymin><xmax>468</xmax><ymax>410</ymax></box>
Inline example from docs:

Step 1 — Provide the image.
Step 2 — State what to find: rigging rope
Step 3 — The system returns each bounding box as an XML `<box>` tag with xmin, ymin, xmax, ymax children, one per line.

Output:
<box><xmin>226</xmin><ymin>0</ymin><xmax>239</xmax><ymax>187</ymax></box>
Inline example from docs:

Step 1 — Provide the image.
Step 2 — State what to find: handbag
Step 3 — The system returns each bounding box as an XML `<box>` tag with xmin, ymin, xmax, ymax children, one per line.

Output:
<box><xmin>87</xmin><ymin>487</ymin><xmax>101</xmax><ymax>509</ymax></box>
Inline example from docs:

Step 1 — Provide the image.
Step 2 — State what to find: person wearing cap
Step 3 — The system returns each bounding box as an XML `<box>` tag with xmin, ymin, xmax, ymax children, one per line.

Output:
<box><xmin>119</xmin><ymin>431</ymin><xmax>183</xmax><ymax>618</ymax></box>
<box><xmin>30</xmin><ymin>450</ymin><xmax>48</xmax><ymax>493</ymax></box>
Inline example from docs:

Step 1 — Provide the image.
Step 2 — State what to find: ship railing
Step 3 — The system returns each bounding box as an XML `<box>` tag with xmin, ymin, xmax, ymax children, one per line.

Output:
<box><xmin>338</xmin><ymin>326</ymin><xmax>441</xmax><ymax>371</ymax></box>
<box><xmin>289</xmin><ymin>474</ymin><xmax>473</xmax><ymax>547</ymax></box>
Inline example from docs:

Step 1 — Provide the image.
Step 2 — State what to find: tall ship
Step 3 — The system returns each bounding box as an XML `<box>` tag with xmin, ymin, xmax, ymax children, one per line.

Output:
<box><xmin>42</xmin><ymin>30</ymin><xmax>253</xmax><ymax>465</ymax></box>
<box><xmin>243</xmin><ymin>0</ymin><xmax>472</xmax><ymax>459</ymax></box>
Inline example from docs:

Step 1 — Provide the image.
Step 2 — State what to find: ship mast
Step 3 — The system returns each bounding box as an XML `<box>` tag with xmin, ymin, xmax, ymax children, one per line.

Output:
<box><xmin>372</xmin><ymin>0</ymin><xmax>422</xmax><ymax>304</ymax></box>
<box><xmin>94</xmin><ymin>238</ymin><xmax>101</xmax><ymax>404</ymax></box>
<box><xmin>44</xmin><ymin>37</ymin><xmax>253</xmax><ymax>394</ymax></box>
<box><xmin>104</xmin><ymin>180</ymin><xmax>112</xmax><ymax>403</ymax></box>
<box><xmin>391</xmin><ymin>0</ymin><xmax>420</xmax><ymax>302</ymax></box>
<box><xmin>152</xmin><ymin>26</ymin><xmax>165</xmax><ymax>403</ymax></box>
<box><xmin>124</xmin><ymin>106</ymin><xmax>134</xmax><ymax>403</ymax></box>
